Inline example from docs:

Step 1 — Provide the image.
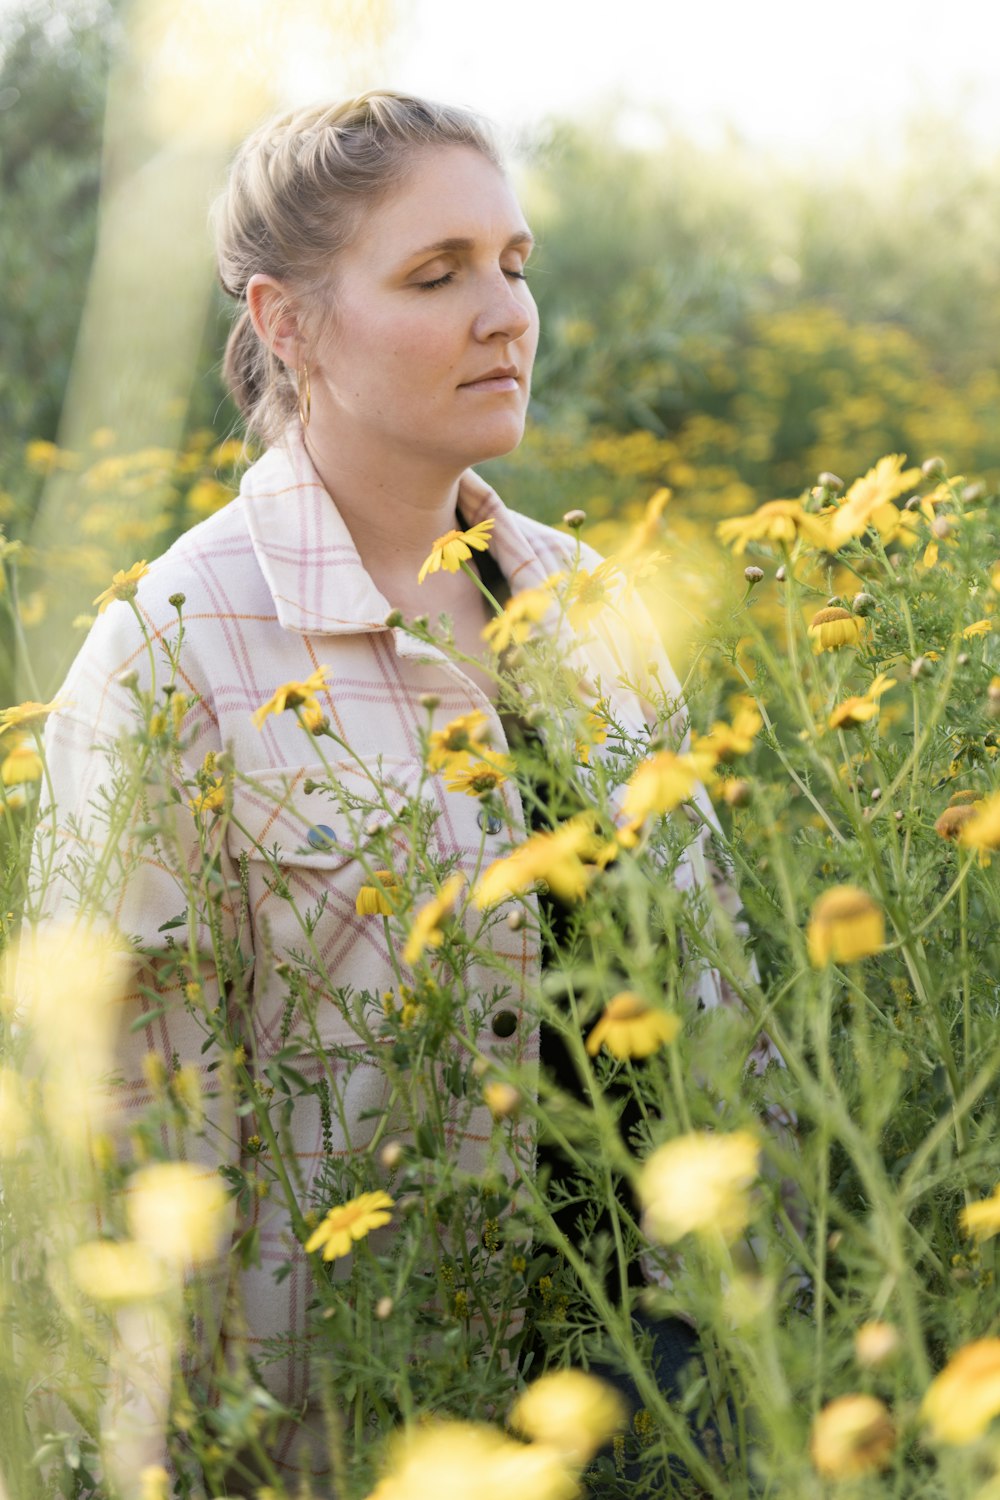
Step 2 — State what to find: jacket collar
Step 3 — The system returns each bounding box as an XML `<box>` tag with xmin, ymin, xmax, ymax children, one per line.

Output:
<box><xmin>241</xmin><ymin>425</ymin><xmax>550</xmax><ymax>636</ymax></box>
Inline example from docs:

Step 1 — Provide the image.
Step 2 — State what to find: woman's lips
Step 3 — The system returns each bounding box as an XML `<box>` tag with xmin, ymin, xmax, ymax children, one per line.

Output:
<box><xmin>459</xmin><ymin>375</ymin><xmax>519</xmax><ymax>392</ymax></box>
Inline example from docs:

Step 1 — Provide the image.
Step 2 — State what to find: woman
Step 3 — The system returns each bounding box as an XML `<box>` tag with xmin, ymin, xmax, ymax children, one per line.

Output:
<box><xmin>40</xmin><ymin>93</ymin><xmax>764</xmax><ymax>1492</ymax></box>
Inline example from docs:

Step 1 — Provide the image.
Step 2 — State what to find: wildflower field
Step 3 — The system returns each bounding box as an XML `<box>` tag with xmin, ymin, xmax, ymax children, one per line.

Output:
<box><xmin>5</xmin><ymin>9</ymin><xmax>1000</xmax><ymax>1497</ymax></box>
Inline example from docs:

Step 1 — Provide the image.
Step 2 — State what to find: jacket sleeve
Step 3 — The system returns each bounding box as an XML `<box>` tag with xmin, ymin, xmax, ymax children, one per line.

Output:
<box><xmin>30</xmin><ymin>593</ymin><xmax>243</xmax><ymax>1488</ymax></box>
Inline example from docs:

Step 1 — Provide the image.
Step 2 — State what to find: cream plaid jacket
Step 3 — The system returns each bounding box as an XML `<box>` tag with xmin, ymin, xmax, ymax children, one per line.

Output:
<box><xmin>41</xmin><ymin>427</ymin><xmax>748</xmax><ymax>1478</ymax></box>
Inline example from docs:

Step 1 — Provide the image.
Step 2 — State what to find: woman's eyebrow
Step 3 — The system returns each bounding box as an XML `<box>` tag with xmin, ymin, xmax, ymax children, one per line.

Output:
<box><xmin>404</xmin><ymin>230</ymin><xmax>535</xmax><ymax>260</ymax></box>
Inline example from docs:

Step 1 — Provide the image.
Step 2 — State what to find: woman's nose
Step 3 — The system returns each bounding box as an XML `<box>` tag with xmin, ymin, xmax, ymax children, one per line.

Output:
<box><xmin>473</xmin><ymin>272</ymin><xmax>534</xmax><ymax>343</ymax></box>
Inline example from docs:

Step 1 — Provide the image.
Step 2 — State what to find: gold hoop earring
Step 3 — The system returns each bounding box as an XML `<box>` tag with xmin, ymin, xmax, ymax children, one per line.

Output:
<box><xmin>296</xmin><ymin>361</ymin><xmax>311</xmax><ymax>430</ymax></box>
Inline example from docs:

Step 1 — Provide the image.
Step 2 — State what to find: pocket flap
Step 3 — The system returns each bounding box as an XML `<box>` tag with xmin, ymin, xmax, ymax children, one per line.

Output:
<box><xmin>229</xmin><ymin>759</ymin><xmax>419</xmax><ymax>872</ymax></box>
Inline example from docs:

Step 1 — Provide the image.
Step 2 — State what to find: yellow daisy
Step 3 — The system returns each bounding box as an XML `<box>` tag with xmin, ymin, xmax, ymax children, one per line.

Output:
<box><xmin>252</xmin><ymin>666</ymin><xmax>330</xmax><ymax>730</ymax></box>
<box><xmin>417</xmin><ymin>518</ymin><xmax>494</xmax><ymax>584</ymax></box>
<box><xmin>355</xmin><ymin>871</ymin><xmax>400</xmax><ymax>917</ymax></box>
<box><xmin>403</xmin><ymin>873</ymin><xmax>465</xmax><ymax>964</ymax></box>
<box><xmin>443</xmin><ymin>753</ymin><xmax>513</xmax><ymax>797</ymax></box>
<box><xmin>92</xmin><ymin>560</ymin><xmax>150</xmax><ymax>613</ymax></box>
<box><xmin>304</xmin><ymin>1190</ymin><xmax>394</xmax><ymax>1261</ymax></box>
<box><xmin>585</xmin><ymin>992</ymin><xmax>681</xmax><ymax>1059</ymax></box>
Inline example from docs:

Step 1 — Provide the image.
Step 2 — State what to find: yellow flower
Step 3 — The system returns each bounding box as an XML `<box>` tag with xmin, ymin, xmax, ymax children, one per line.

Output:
<box><xmin>616</xmin><ymin>486</ymin><xmax>672</xmax><ymax>563</ymax></box>
<box><xmin>716</xmin><ymin>498</ymin><xmax>829</xmax><ymax>554</ymax></box>
<box><xmin>620</xmin><ymin>749</ymin><xmax>714</xmax><ymax>831</ymax></box>
<box><xmin>426</xmin><ymin>709</ymin><xmax>492</xmax><ymax>772</ymax></box>
<box><xmin>366</xmin><ymin>1421</ymin><xmax>577</xmax><ymax>1500</ymax></box>
<box><xmin>810</xmin><ymin>1395</ymin><xmax>896</xmax><ymax>1478</ymax></box>
<box><xmin>960</xmin><ymin>1185</ymin><xmax>1000</xmax><ymax>1243</ymax></box>
<box><xmin>921</xmin><ymin>1339</ymin><xmax>1000</xmax><ymax>1444</ymax></box>
<box><xmin>304</xmin><ymin>1190</ymin><xmax>394</xmax><ymax>1260</ymax></box>
<box><xmin>138</xmin><ymin>1467</ymin><xmax>171</xmax><ymax>1500</ymax></box>
<box><xmin>188</xmin><ymin>782</ymin><xmax>225</xmax><ymax>816</ymax></box>
<box><xmin>958</xmin><ymin>791</ymin><xmax>1000</xmax><ymax>854</ymax></box>
<box><xmin>807</xmin><ymin>887</ymin><xmax>885</xmax><ymax>966</ymax></box>
<box><xmin>825</xmin><ymin>455</ymin><xmax>923</xmax><ymax>549</ymax></box>
<box><xmin>473</xmin><ymin>815</ymin><xmax>609</xmax><ymax>909</ymax></box>
<box><xmin>69</xmin><ymin>1239</ymin><xmax>171</xmax><ymax>1303</ymax></box>
<box><xmin>963</xmin><ymin>618</ymin><xmax>994</xmax><ymax>638</ymax></box>
<box><xmin>1</xmin><ymin>740</ymin><xmax>43</xmax><ymax>785</ymax></box>
<box><xmin>481</xmin><ymin>586</ymin><xmax>553</xmax><ymax>652</ymax></box>
<box><xmin>575</xmin><ymin>706</ymin><xmax>609</xmax><ymax>765</ymax></box>
<box><xmin>828</xmin><ymin>673</ymin><xmax>895</xmax><ymax>731</ymax></box>
<box><xmin>443</xmin><ymin>753</ymin><xmax>513</xmax><ymax>797</ymax></box>
<box><xmin>417</xmin><ymin>518</ymin><xmax>494</xmax><ymax>583</ymax></box>
<box><xmin>127</xmin><ymin>1162</ymin><xmax>229</xmax><ymax>1266</ymax></box>
<box><xmin>403</xmin><ymin>873</ymin><xmax>465</xmax><ymax>963</ymax></box>
<box><xmin>934</xmin><ymin>803</ymin><xmax>980</xmax><ymax>841</ymax></box>
<box><xmin>564</xmin><ymin>559</ymin><xmax>620</xmax><ymax>629</ymax></box>
<box><xmin>854</xmin><ymin>1322</ymin><xmax>901</xmax><ymax>1369</ymax></box>
<box><xmin>808</xmin><ymin>607</ymin><xmax>863</xmax><ymax>652</ymax></box>
<box><xmin>693</xmin><ymin>702</ymin><xmax>763</xmax><ymax>763</ymax></box>
<box><xmin>355</xmin><ymin>871</ymin><xmax>400</xmax><ymax>917</ymax></box>
<box><xmin>637</xmin><ymin>1130</ymin><xmax>760</xmax><ymax>1243</ymax></box>
<box><xmin>92</xmin><ymin>560</ymin><xmax>150</xmax><ymax>613</ymax></box>
<box><xmin>509</xmin><ymin>1368</ymin><xmax>627</xmax><ymax>1465</ymax></box>
<box><xmin>252</xmin><ymin>665</ymin><xmax>330</xmax><ymax>730</ymax></box>
<box><xmin>585</xmin><ymin>992</ymin><xmax>680</xmax><ymax>1059</ymax></box>
<box><xmin>0</xmin><ymin>697</ymin><xmax>64</xmax><ymax>737</ymax></box>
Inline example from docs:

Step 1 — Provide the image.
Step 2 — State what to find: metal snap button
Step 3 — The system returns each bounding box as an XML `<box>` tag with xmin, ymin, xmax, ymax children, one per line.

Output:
<box><xmin>477</xmin><ymin>810</ymin><xmax>503</xmax><ymax>835</ymax></box>
<box><xmin>307</xmin><ymin>823</ymin><xmax>339</xmax><ymax>850</ymax></box>
<box><xmin>491</xmin><ymin>1009</ymin><xmax>518</xmax><ymax>1038</ymax></box>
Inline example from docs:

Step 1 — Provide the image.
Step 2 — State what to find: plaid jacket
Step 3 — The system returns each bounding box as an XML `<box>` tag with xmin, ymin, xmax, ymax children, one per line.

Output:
<box><xmin>41</xmin><ymin>427</ymin><xmax>742</xmax><ymax>1479</ymax></box>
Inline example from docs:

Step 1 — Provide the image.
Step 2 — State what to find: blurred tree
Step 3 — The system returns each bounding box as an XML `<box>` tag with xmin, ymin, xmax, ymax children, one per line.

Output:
<box><xmin>0</xmin><ymin>0</ymin><xmax>119</xmax><ymax>450</ymax></box>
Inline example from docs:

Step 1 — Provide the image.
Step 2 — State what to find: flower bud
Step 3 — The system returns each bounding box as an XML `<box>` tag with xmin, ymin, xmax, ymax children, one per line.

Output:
<box><xmin>817</xmin><ymin>471</ymin><xmax>844</xmax><ymax>491</ymax></box>
<box><xmin>118</xmin><ymin>670</ymin><xmax>140</xmax><ymax>691</ymax></box>
<box><xmin>869</xmin><ymin>786</ymin><xmax>882</xmax><ymax>802</ymax></box>
<box><xmin>962</xmin><ymin>481</ymin><xmax>986</xmax><ymax>505</ymax></box>
<box><xmin>168</xmin><ymin>592</ymin><xmax>186</xmax><ymax>609</ymax></box>
<box><xmin>562</xmin><ymin>509</ymin><xmax>587</xmax><ymax>529</ymax></box>
<box><xmin>854</xmin><ymin>1321</ymin><xmax>900</xmax><ymax>1369</ymax></box>
<box><xmin>931</xmin><ymin>515</ymin><xmax>954</xmax><ymax>540</ymax></box>
<box><xmin>744</xmin><ymin>566</ymin><xmax>764</xmax><ymax>584</ymax></box>
<box><xmin>721</xmin><ymin>779</ymin><xmax>752</xmax><ymax>808</ymax></box>
<box><xmin>375</xmin><ymin>1296</ymin><xmax>394</xmax><ymax>1320</ymax></box>
<box><xmin>419</xmin><ymin>692</ymin><xmax>440</xmax><ymax>710</ymax></box>
<box><xmin>910</xmin><ymin>656</ymin><xmax>929</xmax><ymax>679</ymax></box>
<box><xmin>921</xmin><ymin>456</ymin><xmax>946</xmax><ymax>479</ymax></box>
<box><xmin>506</xmin><ymin>908</ymin><xmax>526</xmax><ymax>931</ymax></box>
<box><xmin>380</xmin><ymin>1140</ymin><xmax>403</xmax><ymax>1170</ymax></box>
<box><xmin>484</xmin><ymin>1080</ymin><xmax>521</xmax><ymax>1119</ymax></box>
<box><xmin>852</xmin><ymin>592</ymin><xmax>876</xmax><ymax>617</ymax></box>
<box><xmin>904</xmin><ymin>494</ymin><xmax>922</xmax><ymax>510</ymax></box>
<box><xmin>775</xmin><ymin>565</ymin><xmax>786</xmax><ymax>582</ymax></box>
<box><xmin>384</xmin><ymin>609</ymin><xmax>404</xmax><ymax>628</ymax></box>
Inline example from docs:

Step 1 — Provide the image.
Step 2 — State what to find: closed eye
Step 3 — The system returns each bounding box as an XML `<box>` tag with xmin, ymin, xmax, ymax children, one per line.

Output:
<box><xmin>417</xmin><ymin>268</ymin><xmax>529</xmax><ymax>291</ymax></box>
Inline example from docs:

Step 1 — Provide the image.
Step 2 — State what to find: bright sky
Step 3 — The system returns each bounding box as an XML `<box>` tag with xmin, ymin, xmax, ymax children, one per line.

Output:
<box><xmin>382</xmin><ymin>0</ymin><xmax>1000</xmax><ymax>159</ymax></box>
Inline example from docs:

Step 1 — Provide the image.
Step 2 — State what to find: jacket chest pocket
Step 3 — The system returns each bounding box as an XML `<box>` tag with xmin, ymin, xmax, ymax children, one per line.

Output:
<box><xmin>226</xmin><ymin>758</ymin><xmax>428</xmax><ymax>1037</ymax></box>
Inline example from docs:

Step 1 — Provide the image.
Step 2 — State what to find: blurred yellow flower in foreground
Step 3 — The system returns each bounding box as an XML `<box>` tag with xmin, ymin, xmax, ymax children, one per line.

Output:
<box><xmin>92</xmin><ymin>560</ymin><xmax>150</xmax><ymax>613</ymax></box>
<box><xmin>716</xmin><ymin>498</ymin><xmax>828</xmax><ymax>553</ymax></box>
<box><xmin>483</xmin><ymin>1080</ymin><xmax>521</xmax><ymax>1119</ymax></box>
<box><xmin>509</xmin><ymin>1368</ymin><xmax>626</xmax><ymax>1464</ymax></box>
<box><xmin>564</xmin><ymin>559</ymin><xmax>621</xmax><ymax>629</ymax></box>
<box><xmin>0</xmin><ymin>697</ymin><xmax>65</xmax><ymax>737</ymax></box>
<box><xmin>828</xmin><ymin>673</ymin><xmax>895</xmax><ymax>731</ymax></box>
<box><xmin>809</xmin><ymin>607</ymin><xmax>863</xmax><ymax>652</ymax></box>
<box><xmin>356</xmin><ymin>871</ymin><xmax>400</xmax><ymax>917</ymax></box>
<box><xmin>252</xmin><ymin>666</ymin><xmax>330</xmax><ymax>730</ymax></box>
<box><xmin>1</xmin><ymin>740</ymin><xmax>43</xmax><ymax>785</ymax></box>
<box><xmin>69</xmin><ymin>1239</ymin><xmax>171</xmax><ymax>1303</ymax></box>
<box><xmin>473</xmin><ymin>816</ymin><xmax>610</xmax><ymax>909</ymax></box>
<box><xmin>138</xmin><ymin>1467</ymin><xmax>170</xmax><ymax>1500</ymax></box>
<box><xmin>403</xmin><ymin>873</ymin><xmax>465</xmax><ymax>963</ymax></box>
<box><xmin>824</xmin><ymin>454</ymin><xmax>922</xmax><ymax>550</ymax></box>
<box><xmin>958</xmin><ymin>791</ymin><xmax>1000</xmax><ymax>855</ymax></box>
<box><xmin>305</xmin><ymin>1190</ymin><xmax>394</xmax><ymax>1261</ymax></box>
<box><xmin>921</xmin><ymin>1339</ymin><xmax>1000</xmax><ymax>1444</ymax></box>
<box><xmin>418</xmin><ymin>518</ymin><xmax>494</xmax><ymax>583</ymax></box>
<box><xmin>693</xmin><ymin>702</ymin><xmax>762</xmax><ymax>762</ymax></box>
<box><xmin>963</xmin><ymin>618</ymin><xmax>994</xmax><ymax>638</ymax></box>
<box><xmin>807</xmin><ymin>887</ymin><xmax>885</xmax><ymax>966</ymax></box>
<box><xmin>366</xmin><ymin>1421</ymin><xmax>577</xmax><ymax>1500</ymax></box>
<box><xmin>809</xmin><ymin>1394</ymin><xmax>895</xmax><ymax>1478</ymax></box>
<box><xmin>637</xmin><ymin>1130</ymin><xmax>759</xmax><ymax>1243</ymax></box>
<box><xmin>482</xmin><ymin>586</ymin><xmax>553</xmax><ymax>652</ymax></box>
<box><xmin>426</xmin><ymin>709</ymin><xmax>492</xmax><ymax>772</ymax></box>
<box><xmin>960</xmin><ymin>1185</ymin><xmax>1000</xmax><ymax>1243</ymax></box>
<box><xmin>934</xmin><ymin>802</ymin><xmax>980</xmax><ymax>841</ymax></box>
<box><xmin>585</xmin><ymin>992</ymin><xmax>680</xmax><ymax>1060</ymax></box>
<box><xmin>127</xmin><ymin>1162</ymin><xmax>229</xmax><ymax>1267</ymax></box>
<box><xmin>619</xmin><ymin>749</ymin><xmax>713</xmax><ymax>836</ymax></box>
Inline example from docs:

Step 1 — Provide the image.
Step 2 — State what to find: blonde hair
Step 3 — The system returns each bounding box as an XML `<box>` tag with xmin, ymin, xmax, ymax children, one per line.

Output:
<box><xmin>213</xmin><ymin>91</ymin><xmax>503</xmax><ymax>447</ymax></box>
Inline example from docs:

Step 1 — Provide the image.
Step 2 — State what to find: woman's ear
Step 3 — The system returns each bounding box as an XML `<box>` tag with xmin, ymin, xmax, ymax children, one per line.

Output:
<box><xmin>245</xmin><ymin>273</ymin><xmax>304</xmax><ymax>369</ymax></box>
